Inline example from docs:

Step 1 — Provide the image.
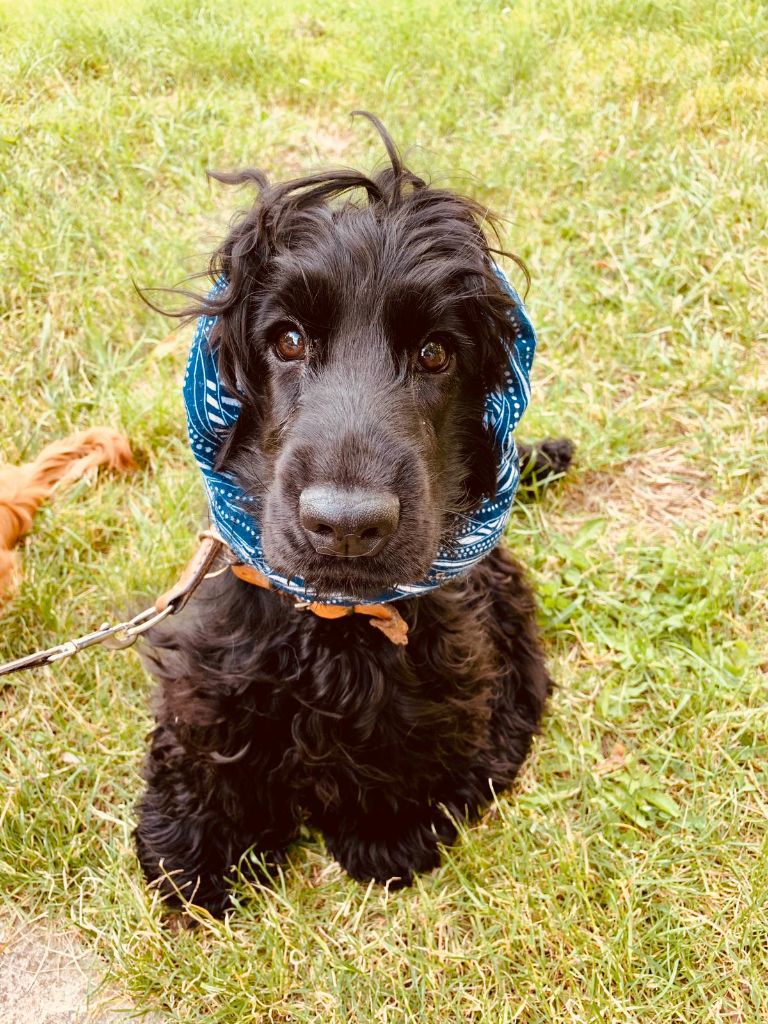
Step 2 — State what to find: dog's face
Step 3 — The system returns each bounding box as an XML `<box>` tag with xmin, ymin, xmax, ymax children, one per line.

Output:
<box><xmin>199</xmin><ymin>122</ymin><xmax>522</xmax><ymax>599</ymax></box>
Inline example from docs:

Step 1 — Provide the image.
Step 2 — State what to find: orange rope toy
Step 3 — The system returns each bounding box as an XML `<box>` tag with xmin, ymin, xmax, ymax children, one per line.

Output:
<box><xmin>0</xmin><ymin>428</ymin><xmax>135</xmax><ymax>605</ymax></box>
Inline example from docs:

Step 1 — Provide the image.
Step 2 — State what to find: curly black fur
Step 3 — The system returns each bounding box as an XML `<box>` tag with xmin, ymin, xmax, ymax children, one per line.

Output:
<box><xmin>136</xmin><ymin>113</ymin><xmax>572</xmax><ymax>916</ymax></box>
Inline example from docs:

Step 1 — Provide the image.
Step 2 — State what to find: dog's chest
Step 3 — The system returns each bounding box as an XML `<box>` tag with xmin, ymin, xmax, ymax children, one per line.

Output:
<box><xmin>278</xmin><ymin>616</ymin><xmax>494</xmax><ymax>796</ymax></box>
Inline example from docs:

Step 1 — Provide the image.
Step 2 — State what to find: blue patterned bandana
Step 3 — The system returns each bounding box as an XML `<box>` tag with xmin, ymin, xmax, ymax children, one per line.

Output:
<box><xmin>184</xmin><ymin>269</ymin><xmax>536</xmax><ymax>606</ymax></box>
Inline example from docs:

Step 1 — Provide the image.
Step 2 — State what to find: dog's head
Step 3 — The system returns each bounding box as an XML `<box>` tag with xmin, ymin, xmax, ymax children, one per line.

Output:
<box><xmin>181</xmin><ymin>115</ymin><xmax>525</xmax><ymax>599</ymax></box>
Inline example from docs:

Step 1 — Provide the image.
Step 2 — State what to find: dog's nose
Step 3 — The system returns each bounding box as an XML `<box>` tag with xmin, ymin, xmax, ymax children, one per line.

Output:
<box><xmin>299</xmin><ymin>485</ymin><xmax>400</xmax><ymax>558</ymax></box>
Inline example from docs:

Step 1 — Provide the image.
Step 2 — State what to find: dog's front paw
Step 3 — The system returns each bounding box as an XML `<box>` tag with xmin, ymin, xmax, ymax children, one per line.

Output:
<box><xmin>324</xmin><ymin>817</ymin><xmax>455</xmax><ymax>887</ymax></box>
<box><xmin>325</xmin><ymin>833</ymin><xmax>437</xmax><ymax>887</ymax></box>
<box><xmin>518</xmin><ymin>436</ymin><xmax>575</xmax><ymax>482</ymax></box>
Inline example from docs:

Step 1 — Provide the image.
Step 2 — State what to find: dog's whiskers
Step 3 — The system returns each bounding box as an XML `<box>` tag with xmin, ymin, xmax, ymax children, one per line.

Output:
<box><xmin>437</xmin><ymin>505</ymin><xmax>482</xmax><ymax>526</ymax></box>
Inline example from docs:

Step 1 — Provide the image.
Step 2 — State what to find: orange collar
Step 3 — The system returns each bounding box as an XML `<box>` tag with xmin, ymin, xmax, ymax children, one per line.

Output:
<box><xmin>230</xmin><ymin>563</ymin><xmax>409</xmax><ymax>646</ymax></box>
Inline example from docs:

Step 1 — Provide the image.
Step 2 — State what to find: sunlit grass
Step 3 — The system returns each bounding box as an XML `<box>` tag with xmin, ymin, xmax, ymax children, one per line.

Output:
<box><xmin>1</xmin><ymin>0</ymin><xmax>766</xmax><ymax>1020</ymax></box>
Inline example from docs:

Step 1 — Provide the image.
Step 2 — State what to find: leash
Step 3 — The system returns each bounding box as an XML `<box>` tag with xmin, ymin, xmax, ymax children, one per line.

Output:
<box><xmin>0</xmin><ymin>532</ymin><xmax>408</xmax><ymax>678</ymax></box>
<box><xmin>0</xmin><ymin>531</ymin><xmax>223</xmax><ymax>679</ymax></box>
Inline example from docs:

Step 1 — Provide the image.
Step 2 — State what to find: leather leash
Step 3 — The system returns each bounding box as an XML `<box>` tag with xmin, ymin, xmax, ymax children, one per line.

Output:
<box><xmin>0</xmin><ymin>531</ymin><xmax>408</xmax><ymax>677</ymax></box>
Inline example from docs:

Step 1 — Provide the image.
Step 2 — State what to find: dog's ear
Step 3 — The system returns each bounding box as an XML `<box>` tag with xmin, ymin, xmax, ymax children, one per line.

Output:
<box><xmin>202</xmin><ymin>168</ymin><xmax>278</xmax><ymax>409</ymax></box>
<box><xmin>468</xmin><ymin>260</ymin><xmax>523</xmax><ymax>390</ymax></box>
<box><xmin>456</xmin><ymin>255</ymin><xmax>528</xmax><ymax>505</ymax></box>
<box><xmin>462</xmin><ymin>413</ymin><xmax>501</xmax><ymax>505</ymax></box>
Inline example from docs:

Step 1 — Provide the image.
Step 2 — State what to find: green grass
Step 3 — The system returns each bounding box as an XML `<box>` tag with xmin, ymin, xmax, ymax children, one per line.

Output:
<box><xmin>1</xmin><ymin>0</ymin><xmax>767</xmax><ymax>1020</ymax></box>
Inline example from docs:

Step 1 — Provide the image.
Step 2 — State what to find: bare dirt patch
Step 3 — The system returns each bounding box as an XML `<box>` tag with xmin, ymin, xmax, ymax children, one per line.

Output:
<box><xmin>0</xmin><ymin>921</ymin><xmax>161</xmax><ymax>1024</ymax></box>
<box><xmin>559</xmin><ymin>446</ymin><xmax>715</xmax><ymax>538</ymax></box>
<box><xmin>280</xmin><ymin>117</ymin><xmax>359</xmax><ymax>174</ymax></box>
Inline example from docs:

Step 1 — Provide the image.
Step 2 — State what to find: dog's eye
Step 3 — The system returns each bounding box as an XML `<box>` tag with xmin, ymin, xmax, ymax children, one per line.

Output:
<box><xmin>416</xmin><ymin>338</ymin><xmax>451</xmax><ymax>373</ymax></box>
<box><xmin>274</xmin><ymin>327</ymin><xmax>306</xmax><ymax>362</ymax></box>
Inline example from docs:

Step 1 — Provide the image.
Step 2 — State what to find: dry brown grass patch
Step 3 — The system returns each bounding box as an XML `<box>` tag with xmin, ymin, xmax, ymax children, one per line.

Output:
<box><xmin>559</xmin><ymin>445</ymin><xmax>715</xmax><ymax>539</ymax></box>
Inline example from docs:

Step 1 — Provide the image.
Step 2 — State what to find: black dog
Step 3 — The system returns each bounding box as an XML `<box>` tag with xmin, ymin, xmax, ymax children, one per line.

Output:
<box><xmin>136</xmin><ymin>114</ymin><xmax>572</xmax><ymax>917</ymax></box>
